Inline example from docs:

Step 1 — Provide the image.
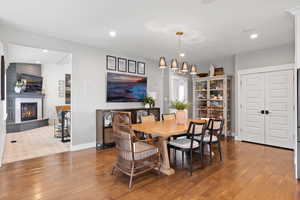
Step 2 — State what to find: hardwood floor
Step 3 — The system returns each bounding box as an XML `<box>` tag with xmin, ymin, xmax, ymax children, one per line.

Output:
<box><xmin>0</xmin><ymin>139</ymin><xmax>299</xmax><ymax>200</ymax></box>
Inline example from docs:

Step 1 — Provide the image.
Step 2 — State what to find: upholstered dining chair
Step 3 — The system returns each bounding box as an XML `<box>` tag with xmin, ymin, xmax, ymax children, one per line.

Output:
<box><xmin>168</xmin><ymin>121</ymin><xmax>207</xmax><ymax>175</ymax></box>
<box><xmin>196</xmin><ymin>119</ymin><xmax>224</xmax><ymax>162</ymax></box>
<box><xmin>111</xmin><ymin>112</ymin><xmax>160</xmax><ymax>188</ymax></box>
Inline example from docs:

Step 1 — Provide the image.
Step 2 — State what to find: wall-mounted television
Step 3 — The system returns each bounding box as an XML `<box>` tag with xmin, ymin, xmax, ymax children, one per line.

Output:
<box><xmin>20</xmin><ymin>73</ymin><xmax>43</xmax><ymax>93</ymax></box>
<box><xmin>106</xmin><ymin>72</ymin><xmax>147</xmax><ymax>102</ymax></box>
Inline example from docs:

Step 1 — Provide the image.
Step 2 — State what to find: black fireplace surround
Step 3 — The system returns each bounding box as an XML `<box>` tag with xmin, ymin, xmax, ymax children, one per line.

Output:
<box><xmin>21</xmin><ymin>102</ymin><xmax>37</xmax><ymax>121</ymax></box>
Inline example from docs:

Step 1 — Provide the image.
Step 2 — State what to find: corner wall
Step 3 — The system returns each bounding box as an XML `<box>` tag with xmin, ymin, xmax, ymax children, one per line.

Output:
<box><xmin>0</xmin><ymin>25</ymin><xmax>163</xmax><ymax>149</ymax></box>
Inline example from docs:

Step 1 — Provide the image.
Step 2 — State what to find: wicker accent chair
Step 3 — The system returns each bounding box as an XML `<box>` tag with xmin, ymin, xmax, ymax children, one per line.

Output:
<box><xmin>111</xmin><ymin>112</ymin><xmax>160</xmax><ymax>188</ymax></box>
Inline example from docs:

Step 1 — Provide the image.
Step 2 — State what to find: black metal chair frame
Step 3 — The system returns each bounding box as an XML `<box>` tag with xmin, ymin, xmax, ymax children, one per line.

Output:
<box><xmin>200</xmin><ymin>119</ymin><xmax>224</xmax><ymax>162</ymax></box>
<box><xmin>168</xmin><ymin>121</ymin><xmax>207</xmax><ymax>175</ymax></box>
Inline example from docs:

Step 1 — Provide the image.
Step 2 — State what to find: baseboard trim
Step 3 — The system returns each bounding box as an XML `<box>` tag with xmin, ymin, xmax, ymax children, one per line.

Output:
<box><xmin>0</xmin><ymin>133</ymin><xmax>6</xmax><ymax>167</ymax></box>
<box><xmin>71</xmin><ymin>142</ymin><xmax>96</xmax><ymax>152</ymax></box>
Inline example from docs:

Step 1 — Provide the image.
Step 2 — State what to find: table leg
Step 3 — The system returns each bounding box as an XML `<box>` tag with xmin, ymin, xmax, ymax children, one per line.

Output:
<box><xmin>158</xmin><ymin>137</ymin><xmax>175</xmax><ymax>176</ymax></box>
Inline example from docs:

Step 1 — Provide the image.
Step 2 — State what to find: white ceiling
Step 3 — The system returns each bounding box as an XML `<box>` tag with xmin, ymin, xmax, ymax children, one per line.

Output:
<box><xmin>0</xmin><ymin>0</ymin><xmax>299</xmax><ymax>63</ymax></box>
<box><xmin>7</xmin><ymin>44</ymin><xmax>70</xmax><ymax>65</ymax></box>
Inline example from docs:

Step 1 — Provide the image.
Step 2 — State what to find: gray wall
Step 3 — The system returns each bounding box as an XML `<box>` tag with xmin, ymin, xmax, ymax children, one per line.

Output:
<box><xmin>0</xmin><ymin>24</ymin><xmax>163</xmax><ymax>148</ymax></box>
<box><xmin>235</xmin><ymin>43</ymin><xmax>294</xmax><ymax>70</ymax></box>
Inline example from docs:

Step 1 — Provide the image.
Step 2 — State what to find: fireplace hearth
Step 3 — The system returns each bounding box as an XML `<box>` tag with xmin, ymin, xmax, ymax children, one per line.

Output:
<box><xmin>21</xmin><ymin>102</ymin><xmax>37</xmax><ymax>121</ymax></box>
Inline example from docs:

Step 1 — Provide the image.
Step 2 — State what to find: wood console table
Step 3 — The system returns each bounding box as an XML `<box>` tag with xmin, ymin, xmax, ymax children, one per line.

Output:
<box><xmin>96</xmin><ymin>107</ymin><xmax>160</xmax><ymax>149</ymax></box>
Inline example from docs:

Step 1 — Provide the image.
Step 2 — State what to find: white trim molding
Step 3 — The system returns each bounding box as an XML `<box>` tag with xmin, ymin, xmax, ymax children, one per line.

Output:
<box><xmin>287</xmin><ymin>7</ymin><xmax>300</xmax><ymax>15</ymax></box>
<box><xmin>238</xmin><ymin>63</ymin><xmax>295</xmax><ymax>75</ymax></box>
<box><xmin>71</xmin><ymin>142</ymin><xmax>96</xmax><ymax>152</ymax></box>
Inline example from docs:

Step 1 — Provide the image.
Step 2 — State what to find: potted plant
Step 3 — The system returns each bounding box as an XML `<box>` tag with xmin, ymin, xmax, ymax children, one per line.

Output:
<box><xmin>14</xmin><ymin>80</ymin><xmax>25</xmax><ymax>94</ymax></box>
<box><xmin>170</xmin><ymin>100</ymin><xmax>190</xmax><ymax>125</ymax></box>
<box><xmin>143</xmin><ymin>96</ymin><xmax>155</xmax><ymax>108</ymax></box>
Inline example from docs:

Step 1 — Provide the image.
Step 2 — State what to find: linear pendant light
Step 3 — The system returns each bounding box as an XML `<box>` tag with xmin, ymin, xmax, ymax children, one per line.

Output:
<box><xmin>158</xmin><ymin>32</ymin><xmax>197</xmax><ymax>75</ymax></box>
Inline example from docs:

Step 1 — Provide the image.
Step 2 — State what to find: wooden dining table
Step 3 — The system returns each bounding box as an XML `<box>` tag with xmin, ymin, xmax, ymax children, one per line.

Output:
<box><xmin>131</xmin><ymin>118</ymin><xmax>206</xmax><ymax>176</ymax></box>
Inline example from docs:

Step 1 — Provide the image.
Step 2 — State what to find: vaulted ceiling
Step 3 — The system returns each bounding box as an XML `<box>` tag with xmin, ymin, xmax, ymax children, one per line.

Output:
<box><xmin>0</xmin><ymin>0</ymin><xmax>298</xmax><ymax>63</ymax></box>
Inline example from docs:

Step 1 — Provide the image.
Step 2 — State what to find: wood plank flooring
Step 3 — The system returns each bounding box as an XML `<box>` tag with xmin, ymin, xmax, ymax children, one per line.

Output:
<box><xmin>0</xmin><ymin>139</ymin><xmax>299</xmax><ymax>200</ymax></box>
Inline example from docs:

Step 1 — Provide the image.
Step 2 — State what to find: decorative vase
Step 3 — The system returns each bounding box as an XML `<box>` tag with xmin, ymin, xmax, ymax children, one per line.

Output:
<box><xmin>176</xmin><ymin>110</ymin><xmax>188</xmax><ymax>125</ymax></box>
<box><xmin>14</xmin><ymin>86</ymin><xmax>21</xmax><ymax>94</ymax></box>
<box><xmin>144</xmin><ymin>104</ymin><xmax>150</xmax><ymax>108</ymax></box>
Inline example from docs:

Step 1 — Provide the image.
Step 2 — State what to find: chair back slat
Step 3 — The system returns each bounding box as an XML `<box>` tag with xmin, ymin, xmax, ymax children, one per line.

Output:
<box><xmin>141</xmin><ymin>114</ymin><xmax>155</xmax><ymax>123</ymax></box>
<box><xmin>162</xmin><ymin>113</ymin><xmax>176</xmax><ymax>121</ymax></box>
<box><xmin>187</xmin><ymin>121</ymin><xmax>207</xmax><ymax>148</ymax></box>
<box><xmin>113</xmin><ymin>112</ymin><xmax>135</xmax><ymax>160</ymax></box>
<box><xmin>207</xmin><ymin>119</ymin><xmax>224</xmax><ymax>138</ymax></box>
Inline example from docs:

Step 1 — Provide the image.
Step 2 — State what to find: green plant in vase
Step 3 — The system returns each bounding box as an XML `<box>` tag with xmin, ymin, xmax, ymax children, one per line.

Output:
<box><xmin>143</xmin><ymin>96</ymin><xmax>155</xmax><ymax>108</ymax></box>
<box><xmin>170</xmin><ymin>100</ymin><xmax>190</xmax><ymax>125</ymax></box>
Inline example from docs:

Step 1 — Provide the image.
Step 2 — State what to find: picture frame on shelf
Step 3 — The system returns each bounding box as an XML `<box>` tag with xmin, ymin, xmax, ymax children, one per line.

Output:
<box><xmin>137</xmin><ymin>62</ymin><xmax>145</xmax><ymax>75</ymax></box>
<box><xmin>128</xmin><ymin>60</ymin><xmax>136</xmax><ymax>74</ymax></box>
<box><xmin>118</xmin><ymin>57</ymin><xmax>127</xmax><ymax>72</ymax></box>
<box><xmin>106</xmin><ymin>55</ymin><xmax>116</xmax><ymax>71</ymax></box>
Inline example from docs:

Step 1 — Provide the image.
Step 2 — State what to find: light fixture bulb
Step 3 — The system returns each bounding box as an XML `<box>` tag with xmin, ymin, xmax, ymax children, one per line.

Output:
<box><xmin>170</xmin><ymin>59</ymin><xmax>178</xmax><ymax>70</ymax></box>
<box><xmin>190</xmin><ymin>64</ymin><xmax>197</xmax><ymax>75</ymax></box>
<box><xmin>159</xmin><ymin>57</ymin><xmax>167</xmax><ymax>69</ymax></box>
<box><xmin>250</xmin><ymin>33</ymin><xmax>258</xmax><ymax>39</ymax></box>
<box><xmin>180</xmin><ymin>53</ymin><xmax>185</xmax><ymax>57</ymax></box>
<box><xmin>43</xmin><ymin>49</ymin><xmax>48</xmax><ymax>53</ymax></box>
<box><xmin>181</xmin><ymin>62</ymin><xmax>189</xmax><ymax>73</ymax></box>
<box><xmin>109</xmin><ymin>31</ymin><xmax>117</xmax><ymax>37</ymax></box>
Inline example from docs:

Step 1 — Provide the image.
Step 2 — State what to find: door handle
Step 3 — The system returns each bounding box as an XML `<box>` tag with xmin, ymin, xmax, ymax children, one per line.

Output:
<box><xmin>260</xmin><ymin>110</ymin><xmax>265</xmax><ymax>114</ymax></box>
<box><xmin>265</xmin><ymin>110</ymin><xmax>269</xmax><ymax>115</ymax></box>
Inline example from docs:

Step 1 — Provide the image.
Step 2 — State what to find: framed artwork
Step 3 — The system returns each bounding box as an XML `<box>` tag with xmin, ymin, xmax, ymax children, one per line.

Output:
<box><xmin>106</xmin><ymin>55</ymin><xmax>116</xmax><ymax>71</ymax></box>
<box><xmin>137</xmin><ymin>62</ymin><xmax>145</xmax><ymax>75</ymax></box>
<box><xmin>128</xmin><ymin>60</ymin><xmax>136</xmax><ymax>74</ymax></box>
<box><xmin>118</xmin><ymin>57</ymin><xmax>127</xmax><ymax>72</ymax></box>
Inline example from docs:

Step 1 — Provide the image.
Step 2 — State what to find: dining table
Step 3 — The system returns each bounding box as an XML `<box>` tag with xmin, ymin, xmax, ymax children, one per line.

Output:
<box><xmin>131</xmin><ymin>118</ymin><xmax>206</xmax><ymax>176</ymax></box>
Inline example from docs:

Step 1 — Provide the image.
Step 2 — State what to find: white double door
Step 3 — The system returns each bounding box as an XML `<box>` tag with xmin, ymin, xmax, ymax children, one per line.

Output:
<box><xmin>241</xmin><ymin>69</ymin><xmax>294</xmax><ymax>148</ymax></box>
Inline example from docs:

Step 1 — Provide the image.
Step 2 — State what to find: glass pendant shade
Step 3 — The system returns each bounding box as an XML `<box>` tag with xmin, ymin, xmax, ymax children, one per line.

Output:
<box><xmin>170</xmin><ymin>59</ymin><xmax>178</xmax><ymax>70</ymax></box>
<box><xmin>190</xmin><ymin>64</ymin><xmax>197</xmax><ymax>75</ymax></box>
<box><xmin>181</xmin><ymin>62</ymin><xmax>189</xmax><ymax>72</ymax></box>
<box><xmin>159</xmin><ymin>57</ymin><xmax>167</xmax><ymax>69</ymax></box>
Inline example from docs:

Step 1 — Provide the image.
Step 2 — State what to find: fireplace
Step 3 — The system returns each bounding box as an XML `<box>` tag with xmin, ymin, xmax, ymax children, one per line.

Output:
<box><xmin>21</xmin><ymin>102</ymin><xmax>38</xmax><ymax>121</ymax></box>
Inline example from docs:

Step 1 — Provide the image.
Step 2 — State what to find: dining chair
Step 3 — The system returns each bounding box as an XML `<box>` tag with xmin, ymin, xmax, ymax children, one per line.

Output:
<box><xmin>162</xmin><ymin>113</ymin><xmax>176</xmax><ymax>121</ymax></box>
<box><xmin>168</xmin><ymin>121</ymin><xmax>207</xmax><ymax>175</ymax></box>
<box><xmin>140</xmin><ymin>114</ymin><xmax>155</xmax><ymax>123</ymax></box>
<box><xmin>162</xmin><ymin>113</ymin><xmax>186</xmax><ymax>140</ymax></box>
<box><xmin>140</xmin><ymin>114</ymin><xmax>158</xmax><ymax>143</ymax></box>
<box><xmin>197</xmin><ymin>119</ymin><xmax>224</xmax><ymax>162</ymax></box>
<box><xmin>111</xmin><ymin>112</ymin><xmax>161</xmax><ymax>188</ymax></box>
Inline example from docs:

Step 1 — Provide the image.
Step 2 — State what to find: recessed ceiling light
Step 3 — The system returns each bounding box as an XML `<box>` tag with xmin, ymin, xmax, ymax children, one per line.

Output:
<box><xmin>35</xmin><ymin>61</ymin><xmax>41</xmax><ymax>64</ymax></box>
<box><xmin>43</xmin><ymin>49</ymin><xmax>49</xmax><ymax>53</ymax></box>
<box><xmin>109</xmin><ymin>31</ymin><xmax>117</xmax><ymax>37</ymax></box>
<box><xmin>180</xmin><ymin>53</ymin><xmax>185</xmax><ymax>57</ymax></box>
<box><xmin>250</xmin><ymin>33</ymin><xmax>258</xmax><ymax>39</ymax></box>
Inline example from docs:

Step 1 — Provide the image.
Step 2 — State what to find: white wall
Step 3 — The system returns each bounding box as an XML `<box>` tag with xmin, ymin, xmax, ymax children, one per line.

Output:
<box><xmin>0</xmin><ymin>41</ymin><xmax>5</xmax><ymax>167</ymax></box>
<box><xmin>42</xmin><ymin>55</ymin><xmax>72</xmax><ymax>124</ymax></box>
<box><xmin>0</xmin><ymin>25</ymin><xmax>163</xmax><ymax>149</ymax></box>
